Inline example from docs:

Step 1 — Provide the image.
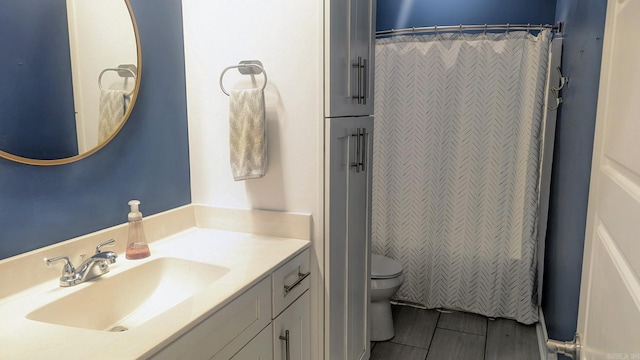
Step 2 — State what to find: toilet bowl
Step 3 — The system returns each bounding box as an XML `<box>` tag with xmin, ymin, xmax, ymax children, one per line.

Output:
<box><xmin>370</xmin><ymin>254</ymin><xmax>405</xmax><ymax>341</ymax></box>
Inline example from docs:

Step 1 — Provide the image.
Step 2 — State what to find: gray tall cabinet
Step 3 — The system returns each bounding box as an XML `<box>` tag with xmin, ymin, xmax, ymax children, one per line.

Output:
<box><xmin>324</xmin><ymin>0</ymin><xmax>376</xmax><ymax>359</ymax></box>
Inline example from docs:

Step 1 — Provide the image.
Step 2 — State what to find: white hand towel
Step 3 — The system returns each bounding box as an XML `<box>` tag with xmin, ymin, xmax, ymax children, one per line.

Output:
<box><xmin>229</xmin><ymin>88</ymin><xmax>267</xmax><ymax>181</ymax></box>
<box><xmin>98</xmin><ymin>89</ymin><xmax>128</xmax><ymax>143</ymax></box>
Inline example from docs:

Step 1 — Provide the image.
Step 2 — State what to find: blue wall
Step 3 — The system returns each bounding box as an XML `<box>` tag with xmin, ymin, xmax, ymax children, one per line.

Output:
<box><xmin>0</xmin><ymin>0</ymin><xmax>78</xmax><ymax>159</ymax></box>
<box><xmin>376</xmin><ymin>0</ymin><xmax>557</xmax><ymax>31</ymax></box>
<box><xmin>0</xmin><ymin>0</ymin><xmax>191</xmax><ymax>259</ymax></box>
<box><xmin>542</xmin><ymin>0</ymin><xmax>606</xmax><ymax>348</ymax></box>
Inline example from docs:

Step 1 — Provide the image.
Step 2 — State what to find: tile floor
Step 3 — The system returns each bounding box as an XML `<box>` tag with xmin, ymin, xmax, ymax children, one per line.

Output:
<box><xmin>370</xmin><ymin>306</ymin><xmax>540</xmax><ymax>360</ymax></box>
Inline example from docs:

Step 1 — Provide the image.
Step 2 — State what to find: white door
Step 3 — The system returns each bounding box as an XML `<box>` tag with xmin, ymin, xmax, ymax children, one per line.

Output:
<box><xmin>576</xmin><ymin>0</ymin><xmax>640</xmax><ymax>358</ymax></box>
<box><xmin>325</xmin><ymin>117</ymin><xmax>372</xmax><ymax>360</ymax></box>
<box><xmin>325</xmin><ymin>0</ymin><xmax>375</xmax><ymax>117</ymax></box>
<box><xmin>273</xmin><ymin>291</ymin><xmax>311</xmax><ymax>360</ymax></box>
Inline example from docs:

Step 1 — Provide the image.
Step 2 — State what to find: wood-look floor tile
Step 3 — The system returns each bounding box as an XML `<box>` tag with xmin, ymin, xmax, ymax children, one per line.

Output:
<box><xmin>390</xmin><ymin>306</ymin><xmax>440</xmax><ymax>349</ymax></box>
<box><xmin>370</xmin><ymin>342</ymin><xmax>429</xmax><ymax>360</ymax></box>
<box><xmin>426</xmin><ymin>328</ymin><xmax>486</xmax><ymax>360</ymax></box>
<box><xmin>437</xmin><ymin>310</ymin><xmax>488</xmax><ymax>336</ymax></box>
<box><xmin>485</xmin><ymin>318</ymin><xmax>540</xmax><ymax>360</ymax></box>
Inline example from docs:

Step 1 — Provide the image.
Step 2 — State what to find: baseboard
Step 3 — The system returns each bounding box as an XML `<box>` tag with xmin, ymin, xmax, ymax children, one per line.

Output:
<box><xmin>537</xmin><ymin>308</ymin><xmax>557</xmax><ymax>360</ymax></box>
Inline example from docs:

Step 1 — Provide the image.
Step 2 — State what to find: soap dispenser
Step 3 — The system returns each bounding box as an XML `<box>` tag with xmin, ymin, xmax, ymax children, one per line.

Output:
<box><xmin>126</xmin><ymin>200</ymin><xmax>151</xmax><ymax>260</ymax></box>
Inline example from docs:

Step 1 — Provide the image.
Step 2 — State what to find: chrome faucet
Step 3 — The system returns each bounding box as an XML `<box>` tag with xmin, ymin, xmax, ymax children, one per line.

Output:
<box><xmin>45</xmin><ymin>239</ymin><xmax>118</xmax><ymax>287</ymax></box>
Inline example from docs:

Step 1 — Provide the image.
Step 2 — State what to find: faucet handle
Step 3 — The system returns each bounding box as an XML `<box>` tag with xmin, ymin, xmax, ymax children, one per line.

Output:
<box><xmin>95</xmin><ymin>239</ymin><xmax>116</xmax><ymax>254</ymax></box>
<box><xmin>44</xmin><ymin>256</ymin><xmax>76</xmax><ymax>276</ymax></box>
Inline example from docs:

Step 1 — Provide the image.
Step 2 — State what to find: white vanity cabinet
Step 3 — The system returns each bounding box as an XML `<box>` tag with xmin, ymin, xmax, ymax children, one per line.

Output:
<box><xmin>271</xmin><ymin>249</ymin><xmax>311</xmax><ymax>360</ymax></box>
<box><xmin>230</xmin><ymin>326</ymin><xmax>273</xmax><ymax>360</ymax></box>
<box><xmin>325</xmin><ymin>0</ymin><xmax>376</xmax><ymax>117</ymax></box>
<box><xmin>151</xmin><ymin>249</ymin><xmax>310</xmax><ymax>360</ymax></box>
<box><xmin>273</xmin><ymin>291</ymin><xmax>310</xmax><ymax>360</ymax></box>
<box><xmin>151</xmin><ymin>277</ymin><xmax>272</xmax><ymax>360</ymax></box>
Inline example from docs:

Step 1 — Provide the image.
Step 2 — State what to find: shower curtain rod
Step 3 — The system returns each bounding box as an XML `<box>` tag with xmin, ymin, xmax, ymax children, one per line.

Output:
<box><xmin>375</xmin><ymin>23</ymin><xmax>561</xmax><ymax>38</ymax></box>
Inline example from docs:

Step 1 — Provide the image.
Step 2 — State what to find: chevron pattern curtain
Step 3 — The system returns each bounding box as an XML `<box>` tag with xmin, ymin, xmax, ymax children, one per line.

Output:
<box><xmin>372</xmin><ymin>30</ymin><xmax>551</xmax><ymax>324</ymax></box>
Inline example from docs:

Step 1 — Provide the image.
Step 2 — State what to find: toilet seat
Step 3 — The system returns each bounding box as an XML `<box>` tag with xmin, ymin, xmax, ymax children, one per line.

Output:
<box><xmin>371</xmin><ymin>254</ymin><xmax>403</xmax><ymax>279</ymax></box>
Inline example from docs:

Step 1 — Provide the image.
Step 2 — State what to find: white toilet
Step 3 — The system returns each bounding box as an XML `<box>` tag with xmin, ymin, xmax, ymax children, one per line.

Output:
<box><xmin>370</xmin><ymin>254</ymin><xmax>405</xmax><ymax>341</ymax></box>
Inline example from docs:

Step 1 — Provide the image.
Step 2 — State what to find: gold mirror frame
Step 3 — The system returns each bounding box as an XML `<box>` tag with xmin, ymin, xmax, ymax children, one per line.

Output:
<box><xmin>0</xmin><ymin>0</ymin><xmax>142</xmax><ymax>166</ymax></box>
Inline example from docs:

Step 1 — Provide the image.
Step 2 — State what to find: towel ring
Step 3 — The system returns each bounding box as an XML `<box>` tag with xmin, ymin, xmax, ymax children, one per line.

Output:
<box><xmin>98</xmin><ymin>66</ymin><xmax>136</xmax><ymax>96</ymax></box>
<box><xmin>220</xmin><ymin>60</ymin><xmax>268</xmax><ymax>96</ymax></box>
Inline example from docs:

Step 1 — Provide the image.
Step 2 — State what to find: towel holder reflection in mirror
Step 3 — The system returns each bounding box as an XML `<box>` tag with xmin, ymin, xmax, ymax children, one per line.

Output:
<box><xmin>219</xmin><ymin>60</ymin><xmax>268</xmax><ymax>96</ymax></box>
<box><xmin>98</xmin><ymin>64</ymin><xmax>137</xmax><ymax>96</ymax></box>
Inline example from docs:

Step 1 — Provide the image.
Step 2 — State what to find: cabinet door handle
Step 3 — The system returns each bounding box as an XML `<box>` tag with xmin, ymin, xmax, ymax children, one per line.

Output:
<box><xmin>350</xmin><ymin>130</ymin><xmax>360</xmax><ymax>173</ymax></box>
<box><xmin>359</xmin><ymin>129</ymin><xmax>366</xmax><ymax>172</ymax></box>
<box><xmin>279</xmin><ymin>329</ymin><xmax>291</xmax><ymax>360</ymax></box>
<box><xmin>352</xmin><ymin>57</ymin><xmax>363</xmax><ymax>104</ymax></box>
<box><xmin>357</xmin><ymin>57</ymin><xmax>363</xmax><ymax>104</ymax></box>
<box><xmin>356</xmin><ymin>128</ymin><xmax>361</xmax><ymax>173</ymax></box>
<box><xmin>362</xmin><ymin>58</ymin><xmax>368</xmax><ymax>105</ymax></box>
<box><xmin>284</xmin><ymin>271</ymin><xmax>310</xmax><ymax>293</ymax></box>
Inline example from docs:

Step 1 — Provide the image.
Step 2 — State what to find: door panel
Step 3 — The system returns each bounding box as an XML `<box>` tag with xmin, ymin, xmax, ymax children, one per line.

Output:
<box><xmin>354</xmin><ymin>0</ymin><xmax>373</xmax><ymax>112</ymax></box>
<box><xmin>273</xmin><ymin>291</ymin><xmax>310</xmax><ymax>360</ymax></box>
<box><xmin>347</xmin><ymin>131</ymin><xmax>367</xmax><ymax>360</ymax></box>
<box><xmin>601</xmin><ymin>1</ymin><xmax>640</xmax><ymax>175</ymax></box>
<box><xmin>582</xmin><ymin>225</ymin><xmax>640</xmax><ymax>358</ymax></box>
<box><xmin>577</xmin><ymin>0</ymin><xmax>640</xmax><ymax>358</ymax></box>
<box><xmin>597</xmin><ymin>171</ymin><xmax>640</xmax><ymax>277</ymax></box>
<box><xmin>325</xmin><ymin>0</ymin><xmax>374</xmax><ymax>117</ymax></box>
<box><xmin>326</xmin><ymin>120</ymin><xmax>350</xmax><ymax>360</ymax></box>
<box><xmin>231</xmin><ymin>326</ymin><xmax>273</xmax><ymax>360</ymax></box>
<box><xmin>325</xmin><ymin>117</ymin><xmax>372</xmax><ymax>360</ymax></box>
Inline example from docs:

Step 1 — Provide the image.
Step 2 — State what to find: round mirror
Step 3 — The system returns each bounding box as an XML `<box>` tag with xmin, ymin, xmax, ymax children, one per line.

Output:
<box><xmin>0</xmin><ymin>0</ymin><xmax>141</xmax><ymax>165</ymax></box>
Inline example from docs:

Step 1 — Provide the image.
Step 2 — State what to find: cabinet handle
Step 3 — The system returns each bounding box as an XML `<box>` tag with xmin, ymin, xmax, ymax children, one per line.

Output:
<box><xmin>350</xmin><ymin>130</ymin><xmax>359</xmax><ymax>173</ymax></box>
<box><xmin>359</xmin><ymin>129</ymin><xmax>366</xmax><ymax>172</ymax></box>
<box><xmin>279</xmin><ymin>329</ymin><xmax>291</xmax><ymax>360</ymax></box>
<box><xmin>355</xmin><ymin>128</ymin><xmax>361</xmax><ymax>173</ymax></box>
<box><xmin>362</xmin><ymin>58</ymin><xmax>368</xmax><ymax>105</ymax></box>
<box><xmin>350</xmin><ymin>128</ymin><xmax>366</xmax><ymax>173</ymax></box>
<box><xmin>352</xmin><ymin>57</ymin><xmax>363</xmax><ymax>104</ymax></box>
<box><xmin>284</xmin><ymin>271</ymin><xmax>310</xmax><ymax>293</ymax></box>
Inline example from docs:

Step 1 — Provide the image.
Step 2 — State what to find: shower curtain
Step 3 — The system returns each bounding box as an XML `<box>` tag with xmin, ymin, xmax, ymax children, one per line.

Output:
<box><xmin>372</xmin><ymin>30</ymin><xmax>551</xmax><ymax>324</ymax></box>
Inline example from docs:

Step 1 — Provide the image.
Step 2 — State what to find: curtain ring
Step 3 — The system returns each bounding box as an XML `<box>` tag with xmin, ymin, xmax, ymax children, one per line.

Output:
<box><xmin>552</xmin><ymin>67</ymin><xmax>569</xmax><ymax>91</ymax></box>
<box><xmin>527</xmin><ymin>23</ymin><xmax>531</xmax><ymax>34</ymax></box>
<box><xmin>548</xmin><ymin>96</ymin><xmax>563</xmax><ymax>111</ymax></box>
<box><xmin>459</xmin><ymin>24</ymin><xmax>463</xmax><ymax>36</ymax></box>
<box><xmin>506</xmin><ymin>23</ymin><xmax>510</xmax><ymax>35</ymax></box>
<box><xmin>484</xmin><ymin>24</ymin><xmax>487</xmax><ymax>36</ymax></box>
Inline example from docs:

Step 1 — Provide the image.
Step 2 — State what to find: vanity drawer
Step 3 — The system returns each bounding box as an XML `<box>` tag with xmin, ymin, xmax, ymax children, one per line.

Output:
<box><xmin>152</xmin><ymin>277</ymin><xmax>272</xmax><ymax>360</ymax></box>
<box><xmin>272</xmin><ymin>249</ymin><xmax>310</xmax><ymax>317</ymax></box>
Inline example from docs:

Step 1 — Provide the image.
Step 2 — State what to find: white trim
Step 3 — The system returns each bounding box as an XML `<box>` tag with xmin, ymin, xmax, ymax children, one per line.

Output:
<box><xmin>537</xmin><ymin>308</ymin><xmax>557</xmax><ymax>360</ymax></box>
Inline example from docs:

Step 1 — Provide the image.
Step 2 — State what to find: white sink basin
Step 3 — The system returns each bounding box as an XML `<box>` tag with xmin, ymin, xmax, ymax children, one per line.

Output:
<box><xmin>26</xmin><ymin>257</ymin><xmax>229</xmax><ymax>331</ymax></box>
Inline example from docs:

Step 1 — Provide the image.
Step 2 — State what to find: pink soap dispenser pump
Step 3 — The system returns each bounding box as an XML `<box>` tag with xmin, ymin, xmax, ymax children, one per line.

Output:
<box><xmin>125</xmin><ymin>200</ymin><xmax>151</xmax><ymax>260</ymax></box>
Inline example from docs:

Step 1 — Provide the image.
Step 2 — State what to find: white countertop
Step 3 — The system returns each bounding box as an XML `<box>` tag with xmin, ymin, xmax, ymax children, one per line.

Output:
<box><xmin>0</xmin><ymin>227</ymin><xmax>310</xmax><ymax>359</ymax></box>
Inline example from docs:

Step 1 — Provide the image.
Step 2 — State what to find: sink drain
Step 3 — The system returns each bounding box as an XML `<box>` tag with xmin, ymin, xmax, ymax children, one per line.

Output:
<box><xmin>109</xmin><ymin>326</ymin><xmax>128</xmax><ymax>332</ymax></box>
